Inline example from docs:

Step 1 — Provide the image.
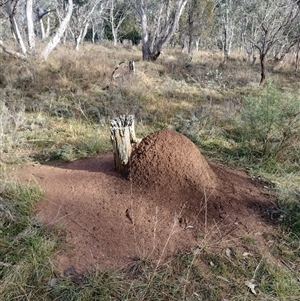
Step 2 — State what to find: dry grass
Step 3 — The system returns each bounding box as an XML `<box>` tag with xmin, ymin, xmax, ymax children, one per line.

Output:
<box><xmin>1</xmin><ymin>42</ymin><xmax>298</xmax><ymax>185</ymax></box>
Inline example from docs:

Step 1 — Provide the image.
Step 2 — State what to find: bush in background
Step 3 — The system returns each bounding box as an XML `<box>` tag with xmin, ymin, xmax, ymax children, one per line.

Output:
<box><xmin>240</xmin><ymin>83</ymin><xmax>300</xmax><ymax>163</ymax></box>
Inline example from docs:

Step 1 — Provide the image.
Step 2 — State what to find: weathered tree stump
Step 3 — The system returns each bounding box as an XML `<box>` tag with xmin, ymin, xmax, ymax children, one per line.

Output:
<box><xmin>110</xmin><ymin>115</ymin><xmax>140</xmax><ymax>174</ymax></box>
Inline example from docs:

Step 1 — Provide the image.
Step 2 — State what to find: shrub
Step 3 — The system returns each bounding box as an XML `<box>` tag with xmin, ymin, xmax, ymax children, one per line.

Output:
<box><xmin>240</xmin><ymin>83</ymin><xmax>300</xmax><ymax>162</ymax></box>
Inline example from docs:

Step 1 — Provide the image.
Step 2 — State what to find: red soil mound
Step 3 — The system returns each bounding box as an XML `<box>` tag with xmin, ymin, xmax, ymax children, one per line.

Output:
<box><xmin>130</xmin><ymin>128</ymin><xmax>218</xmax><ymax>195</ymax></box>
<box><xmin>14</xmin><ymin>129</ymin><xmax>276</xmax><ymax>274</ymax></box>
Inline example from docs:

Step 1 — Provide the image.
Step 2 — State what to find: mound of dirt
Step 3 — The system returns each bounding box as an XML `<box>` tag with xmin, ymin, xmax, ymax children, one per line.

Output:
<box><xmin>130</xmin><ymin>128</ymin><xmax>218</xmax><ymax>196</ymax></box>
<box><xmin>14</xmin><ymin>129</ymin><xmax>276</xmax><ymax>274</ymax></box>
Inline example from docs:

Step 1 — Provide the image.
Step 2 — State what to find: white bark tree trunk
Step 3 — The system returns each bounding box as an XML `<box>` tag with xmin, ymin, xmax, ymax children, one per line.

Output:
<box><xmin>40</xmin><ymin>18</ymin><xmax>46</xmax><ymax>40</ymax></box>
<box><xmin>110</xmin><ymin>0</ymin><xmax>117</xmax><ymax>45</ymax></box>
<box><xmin>75</xmin><ymin>30</ymin><xmax>82</xmax><ymax>50</ymax></box>
<box><xmin>137</xmin><ymin>0</ymin><xmax>150</xmax><ymax>59</ymax></box>
<box><xmin>46</xmin><ymin>16</ymin><xmax>51</xmax><ymax>38</ymax></box>
<box><xmin>71</xmin><ymin>0</ymin><xmax>102</xmax><ymax>50</ymax></box>
<box><xmin>137</xmin><ymin>0</ymin><xmax>188</xmax><ymax>61</ymax></box>
<box><xmin>91</xmin><ymin>23</ymin><xmax>95</xmax><ymax>43</ymax></box>
<box><xmin>74</xmin><ymin>22</ymin><xmax>89</xmax><ymax>50</ymax></box>
<box><xmin>41</xmin><ymin>0</ymin><xmax>73</xmax><ymax>60</ymax></box>
<box><xmin>82</xmin><ymin>22</ymin><xmax>89</xmax><ymax>42</ymax></box>
<box><xmin>6</xmin><ymin>2</ymin><xmax>27</xmax><ymax>55</ymax></box>
<box><xmin>222</xmin><ymin>0</ymin><xmax>235</xmax><ymax>63</ymax></box>
<box><xmin>26</xmin><ymin>0</ymin><xmax>35</xmax><ymax>52</ymax></box>
<box><xmin>109</xmin><ymin>0</ymin><xmax>128</xmax><ymax>46</ymax></box>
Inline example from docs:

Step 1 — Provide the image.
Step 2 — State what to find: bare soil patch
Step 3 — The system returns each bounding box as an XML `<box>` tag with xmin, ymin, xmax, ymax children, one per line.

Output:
<box><xmin>15</xmin><ymin>129</ymin><xmax>276</xmax><ymax>274</ymax></box>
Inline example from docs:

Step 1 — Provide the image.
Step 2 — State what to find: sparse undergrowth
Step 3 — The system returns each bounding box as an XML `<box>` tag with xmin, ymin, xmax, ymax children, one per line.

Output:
<box><xmin>0</xmin><ymin>44</ymin><xmax>300</xmax><ymax>300</ymax></box>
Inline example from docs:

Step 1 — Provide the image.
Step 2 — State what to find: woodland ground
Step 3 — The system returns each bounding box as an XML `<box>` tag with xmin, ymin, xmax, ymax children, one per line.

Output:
<box><xmin>0</xmin><ymin>42</ymin><xmax>300</xmax><ymax>300</ymax></box>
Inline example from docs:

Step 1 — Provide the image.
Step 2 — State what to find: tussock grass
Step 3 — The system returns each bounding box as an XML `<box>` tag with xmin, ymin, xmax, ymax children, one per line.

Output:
<box><xmin>0</xmin><ymin>43</ymin><xmax>300</xmax><ymax>300</ymax></box>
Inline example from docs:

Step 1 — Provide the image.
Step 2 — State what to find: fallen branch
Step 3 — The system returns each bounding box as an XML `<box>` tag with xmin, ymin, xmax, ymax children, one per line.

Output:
<box><xmin>0</xmin><ymin>40</ymin><xmax>27</xmax><ymax>60</ymax></box>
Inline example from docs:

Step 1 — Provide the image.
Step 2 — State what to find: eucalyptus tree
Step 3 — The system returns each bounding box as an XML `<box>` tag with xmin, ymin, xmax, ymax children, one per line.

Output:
<box><xmin>37</xmin><ymin>6</ymin><xmax>56</xmax><ymax>41</ymax></box>
<box><xmin>217</xmin><ymin>0</ymin><xmax>235</xmax><ymax>62</ymax></box>
<box><xmin>245</xmin><ymin>0</ymin><xmax>300</xmax><ymax>85</ymax></box>
<box><xmin>69</xmin><ymin>0</ymin><xmax>104</xmax><ymax>50</ymax></box>
<box><xmin>177</xmin><ymin>0</ymin><xmax>215</xmax><ymax>54</ymax></box>
<box><xmin>3</xmin><ymin>0</ymin><xmax>27</xmax><ymax>55</ymax></box>
<box><xmin>0</xmin><ymin>0</ymin><xmax>74</xmax><ymax>60</ymax></box>
<box><xmin>239</xmin><ymin>1</ymin><xmax>259</xmax><ymax>62</ymax></box>
<box><xmin>41</xmin><ymin>0</ymin><xmax>73</xmax><ymax>59</ymax></box>
<box><xmin>88</xmin><ymin>11</ymin><xmax>104</xmax><ymax>43</ymax></box>
<box><xmin>106</xmin><ymin>0</ymin><xmax>132</xmax><ymax>45</ymax></box>
<box><xmin>214</xmin><ymin>0</ymin><xmax>250</xmax><ymax>62</ymax></box>
<box><xmin>134</xmin><ymin>0</ymin><xmax>188</xmax><ymax>61</ymax></box>
<box><xmin>103</xmin><ymin>0</ymin><xmax>140</xmax><ymax>45</ymax></box>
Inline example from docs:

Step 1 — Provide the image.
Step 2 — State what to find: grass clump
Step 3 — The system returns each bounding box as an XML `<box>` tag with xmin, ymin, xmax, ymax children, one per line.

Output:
<box><xmin>0</xmin><ymin>182</ymin><xmax>60</xmax><ymax>301</ymax></box>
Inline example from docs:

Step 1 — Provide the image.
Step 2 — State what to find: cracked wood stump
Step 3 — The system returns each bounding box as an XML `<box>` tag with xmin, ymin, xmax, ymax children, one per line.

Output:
<box><xmin>110</xmin><ymin>115</ymin><xmax>140</xmax><ymax>175</ymax></box>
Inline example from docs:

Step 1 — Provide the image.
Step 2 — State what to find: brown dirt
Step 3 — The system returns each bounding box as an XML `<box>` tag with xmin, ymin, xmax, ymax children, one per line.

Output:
<box><xmin>15</xmin><ymin>128</ymin><xmax>276</xmax><ymax>274</ymax></box>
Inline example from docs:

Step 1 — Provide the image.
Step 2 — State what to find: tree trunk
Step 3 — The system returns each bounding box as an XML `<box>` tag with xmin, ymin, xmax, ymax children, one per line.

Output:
<box><xmin>74</xmin><ymin>23</ymin><xmax>88</xmax><ymax>50</ymax></box>
<box><xmin>137</xmin><ymin>0</ymin><xmax>187</xmax><ymax>61</ymax></box>
<box><xmin>138</xmin><ymin>0</ymin><xmax>150</xmax><ymax>60</ymax></box>
<box><xmin>142</xmin><ymin>45</ymin><xmax>161</xmax><ymax>61</ymax></box>
<box><xmin>110</xmin><ymin>115</ymin><xmax>141</xmax><ymax>175</ymax></box>
<box><xmin>222</xmin><ymin>7</ymin><xmax>229</xmax><ymax>63</ymax></box>
<box><xmin>6</xmin><ymin>3</ymin><xmax>27</xmax><ymax>55</ymax></box>
<box><xmin>46</xmin><ymin>16</ymin><xmax>51</xmax><ymax>38</ymax></box>
<box><xmin>295</xmin><ymin>38</ymin><xmax>300</xmax><ymax>73</ymax></box>
<box><xmin>26</xmin><ymin>0</ymin><xmax>35</xmax><ymax>52</ymax></box>
<box><xmin>246</xmin><ymin>43</ymin><xmax>253</xmax><ymax>62</ymax></box>
<box><xmin>188</xmin><ymin>36</ymin><xmax>193</xmax><ymax>55</ymax></box>
<box><xmin>187</xmin><ymin>11</ymin><xmax>193</xmax><ymax>55</ymax></box>
<box><xmin>75</xmin><ymin>34</ymin><xmax>81</xmax><ymax>50</ymax></box>
<box><xmin>260</xmin><ymin>53</ymin><xmax>266</xmax><ymax>86</ymax></box>
<box><xmin>40</xmin><ymin>18</ymin><xmax>46</xmax><ymax>40</ymax></box>
<box><xmin>82</xmin><ymin>22</ymin><xmax>89</xmax><ymax>42</ymax></box>
<box><xmin>110</xmin><ymin>0</ymin><xmax>118</xmax><ymax>46</ymax></box>
<box><xmin>195</xmin><ymin>38</ymin><xmax>200</xmax><ymax>52</ymax></box>
<box><xmin>41</xmin><ymin>0</ymin><xmax>73</xmax><ymax>60</ymax></box>
<box><xmin>91</xmin><ymin>24</ymin><xmax>95</xmax><ymax>43</ymax></box>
